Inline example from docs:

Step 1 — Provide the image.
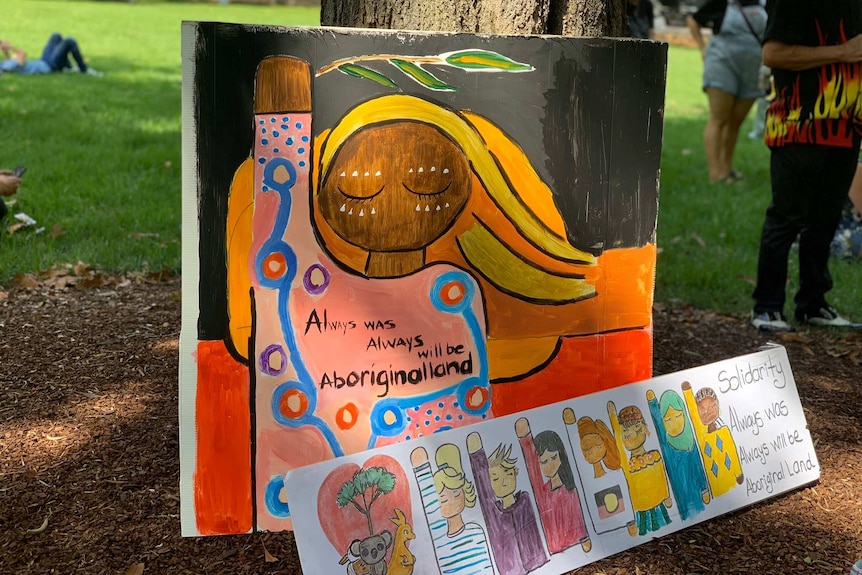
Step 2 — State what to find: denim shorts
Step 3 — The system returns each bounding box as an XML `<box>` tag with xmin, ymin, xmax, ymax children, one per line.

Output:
<box><xmin>702</xmin><ymin>37</ymin><xmax>764</xmax><ymax>100</ymax></box>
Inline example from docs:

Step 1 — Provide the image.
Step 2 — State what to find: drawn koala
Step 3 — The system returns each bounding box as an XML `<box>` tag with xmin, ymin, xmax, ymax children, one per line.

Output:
<box><xmin>348</xmin><ymin>531</ymin><xmax>392</xmax><ymax>575</ymax></box>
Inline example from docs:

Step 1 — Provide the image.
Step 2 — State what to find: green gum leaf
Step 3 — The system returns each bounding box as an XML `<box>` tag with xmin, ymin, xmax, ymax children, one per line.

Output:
<box><xmin>337</xmin><ymin>63</ymin><xmax>398</xmax><ymax>88</ymax></box>
<box><xmin>444</xmin><ymin>50</ymin><xmax>534</xmax><ymax>72</ymax></box>
<box><xmin>390</xmin><ymin>59</ymin><xmax>457</xmax><ymax>91</ymax></box>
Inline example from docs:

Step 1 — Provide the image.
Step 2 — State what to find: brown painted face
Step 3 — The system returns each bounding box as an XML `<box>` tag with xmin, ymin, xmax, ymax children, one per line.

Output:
<box><xmin>319</xmin><ymin>122</ymin><xmax>471</xmax><ymax>252</ymax></box>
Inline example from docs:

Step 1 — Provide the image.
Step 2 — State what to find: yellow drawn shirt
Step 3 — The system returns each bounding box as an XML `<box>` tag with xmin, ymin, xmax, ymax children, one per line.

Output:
<box><xmin>610</xmin><ymin>411</ymin><xmax>669</xmax><ymax>512</ymax></box>
<box><xmin>683</xmin><ymin>386</ymin><xmax>743</xmax><ymax>498</ymax></box>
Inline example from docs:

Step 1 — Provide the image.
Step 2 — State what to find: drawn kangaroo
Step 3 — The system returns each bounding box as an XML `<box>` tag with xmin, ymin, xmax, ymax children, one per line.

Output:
<box><xmin>388</xmin><ymin>508</ymin><xmax>416</xmax><ymax>575</ymax></box>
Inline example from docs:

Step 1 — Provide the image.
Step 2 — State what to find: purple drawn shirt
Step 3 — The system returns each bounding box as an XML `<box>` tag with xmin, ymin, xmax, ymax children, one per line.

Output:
<box><xmin>469</xmin><ymin>448</ymin><xmax>548</xmax><ymax>575</ymax></box>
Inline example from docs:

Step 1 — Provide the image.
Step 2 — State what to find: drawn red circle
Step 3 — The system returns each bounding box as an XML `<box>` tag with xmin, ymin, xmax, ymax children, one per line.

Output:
<box><xmin>335</xmin><ymin>403</ymin><xmax>360</xmax><ymax>430</ymax></box>
<box><xmin>279</xmin><ymin>389</ymin><xmax>308</xmax><ymax>419</ymax></box>
<box><xmin>439</xmin><ymin>281</ymin><xmax>465</xmax><ymax>306</ymax></box>
<box><xmin>465</xmin><ymin>386</ymin><xmax>488</xmax><ymax>410</ymax></box>
<box><xmin>263</xmin><ymin>253</ymin><xmax>287</xmax><ymax>279</ymax></box>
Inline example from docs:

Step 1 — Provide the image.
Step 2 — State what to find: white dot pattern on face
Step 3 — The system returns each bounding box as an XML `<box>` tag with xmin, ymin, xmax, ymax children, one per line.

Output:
<box><xmin>339</xmin><ymin>168</ymin><xmax>453</xmax><ymax>178</ymax></box>
<box><xmin>333</xmin><ymin>158</ymin><xmax>459</xmax><ymax>217</ymax></box>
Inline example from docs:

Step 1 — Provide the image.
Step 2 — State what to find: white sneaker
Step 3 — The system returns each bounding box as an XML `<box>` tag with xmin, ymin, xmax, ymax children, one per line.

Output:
<box><xmin>798</xmin><ymin>306</ymin><xmax>861</xmax><ymax>329</ymax></box>
<box><xmin>85</xmin><ymin>68</ymin><xmax>104</xmax><ymax>78</ymax></box>
<box><xmin>750</xmin><ymin>311</ymin><xmax>794</xmax><ymax>333</ymax></box>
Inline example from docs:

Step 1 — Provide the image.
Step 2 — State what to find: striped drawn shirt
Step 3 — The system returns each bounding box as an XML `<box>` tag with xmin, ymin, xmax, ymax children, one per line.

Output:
<box><xmin>414</xmin><ymin>461</ymin><xmax>495</xmax><ymax>575</ymax></box>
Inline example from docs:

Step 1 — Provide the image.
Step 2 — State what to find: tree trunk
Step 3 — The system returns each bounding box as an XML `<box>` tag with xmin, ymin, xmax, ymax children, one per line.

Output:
<box><xmin>320</xmin><ymin>0</ymin><xmax>626</xmax><ymax>37</ymax></box>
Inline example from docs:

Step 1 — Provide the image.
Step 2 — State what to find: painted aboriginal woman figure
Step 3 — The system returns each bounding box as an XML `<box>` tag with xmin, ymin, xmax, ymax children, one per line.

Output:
<box><xmin>607</xmin><ymin>402</ymin><xmax>673</xmax><ymax>536</ymax></box>
<box><xmin>466</xmin><ymin>432</ymin><xmax>548</xmax><ymax>575</ymax></box>
<box><xmin>565</xmin><ymin>409</ymin><xmax>635</xmax><ymax>535</ymax></box>
<box><xmin>646</xmin><ymin>389</ymin><xmax>710</xmax><ymax>521</ymax></box>
<box><xmin>410</xmin><ymin>444</ymin><xmax>495</xmax><ymax>575</ymax></box>
<box><xmin>307</xmin><ymin>94</ymin><xmax>654</xmax><ymax>385</ymax></box>
<box><xmin>681</xmin><ymin>381</ymin><xmax>744</xmax><ymax>498</ymax></box>
<box><xmin>515</xmin><ymin>418</ymin><xmax>591</xmax><ymax>554</ymax></box>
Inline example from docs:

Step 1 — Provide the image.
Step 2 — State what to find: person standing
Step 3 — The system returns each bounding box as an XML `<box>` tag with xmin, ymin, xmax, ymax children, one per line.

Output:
<box><xmin>627</xmin><ymin>0</ymin><xmax>655</xmax><ymax>40</ymax></box>
<box><xmin>750</xmin><ymin>0</ymin><xmax>862</xmax><ymax>331</ymax></box>
<box><xmin>688</xmin><ymin>0</ymin><xmax>767</xmax><ymax>183</ymax></box>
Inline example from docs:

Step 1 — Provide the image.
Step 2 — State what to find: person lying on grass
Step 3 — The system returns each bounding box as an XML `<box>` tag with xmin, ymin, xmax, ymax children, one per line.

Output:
<box><xmin>0</xmin><ymin>33</ymin><xmax>102</xmax><ymax>76</ymax></box>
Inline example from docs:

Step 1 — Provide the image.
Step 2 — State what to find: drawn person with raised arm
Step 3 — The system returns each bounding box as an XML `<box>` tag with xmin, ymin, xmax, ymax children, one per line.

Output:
<box><xmin>564</xmin><ymin>408</ymin><xmax>636</xmax><ymax>536</ymax></box>
<box><xmin>467</xmin><ymin>432</ymin><xmax>548</xmax><ymax>575</ymax></box>
<box><xmin>682</xmin><ymin>382</ymin><xmax>744</xmax><ymax>498</ymax></box>
<box><xmin>515</xmin><ymin>417</ymin><xmax>591</xmax><ymax>554</ymax></box>
<box><xmin>647</xmin><ymin>389</ymin><xmax>711</xmax><ymax>521</ymax></box>
<box><xmin>410</xmin><ymin>444</ymin><xmax>495</xmax><ymax>575</ymax></box>
<box><xmin>607</xmin><ymin>401</ymin><xmax>673</xmax><ymax>536</ymax></box>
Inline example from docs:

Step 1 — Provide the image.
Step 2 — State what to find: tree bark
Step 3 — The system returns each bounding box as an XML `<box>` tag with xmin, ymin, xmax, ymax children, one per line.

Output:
<box><xmin>320</xmin><ymin>0</ymin><xmax>626</xmax><ymax>37</ymax></box>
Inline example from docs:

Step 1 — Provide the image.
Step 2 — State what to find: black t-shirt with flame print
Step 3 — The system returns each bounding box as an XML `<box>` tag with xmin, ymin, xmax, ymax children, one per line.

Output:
<box><xmin>764</xmin><ymin>0</ymin><xmax>862</xmax><ymax>148</ymax></box>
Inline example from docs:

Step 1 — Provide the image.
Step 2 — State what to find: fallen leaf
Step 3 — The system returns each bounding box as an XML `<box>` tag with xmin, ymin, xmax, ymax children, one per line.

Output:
<box><xmin>12</xmin><ymin>273</ymin><xmax>38</xmax><ymax>288</ymax></box>
<box><xmin>125</xmin><ymin>563</ymin><xmax>145</xmax><ymax>575</ymax></box>
<box><xmin>774</xmin><ymin>332</ymin><xmax>813</xmax><ymax>344</ymax></box>
<box><xmin>25</xmin><ymin>517</ymin><xmax>49</xmax><ymax>535</ymax></box>
<box><xmin>691</xmin><ymin>232</ymin><xmax>706</xmax><ymax>248</ymax></box>
<box><xmin>164</xmin><ymin>160</ymin><xmax>172</xmax><ymax>169</ymax></box>
<box><xmin>263</xmin><ymin>544</ymin><xmax>278</xmax><ymax>563</ymax></box>
<box><xmin>50</xmin><ymin>224</ymin><xmax>63</xmax><ymax>238</ymax></box>
<box><xmin>76</xmin><ymin>275</ymin><xmax>106</xmax><ymax>290</ymax></box>
<box><xmin>681</xmin><ymin>148</ymin><xmax>692</xmax><ymax>156</ymax></box>
<box><xmin>74</xmin><ymin>261</ymin><xmax>92</xmax><ymax>277</ymax></box>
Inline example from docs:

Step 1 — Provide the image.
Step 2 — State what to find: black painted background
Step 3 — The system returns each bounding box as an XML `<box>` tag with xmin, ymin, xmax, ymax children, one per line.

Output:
<box><xmin>189</xmin><ymin>22</ymin><xmax>667</xmax><ymax>340</ymax></box>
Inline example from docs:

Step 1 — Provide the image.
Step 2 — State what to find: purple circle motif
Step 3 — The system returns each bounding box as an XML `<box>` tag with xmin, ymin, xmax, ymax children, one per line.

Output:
<box><xmin>303</xmin><ymin>263</ymin><xmax>330</xmax><ymax>294</ymax></box>
<box><xmin>260</xmin><ymin>344</ymin><xmax>287</xmax><ymax>376</ymax></box>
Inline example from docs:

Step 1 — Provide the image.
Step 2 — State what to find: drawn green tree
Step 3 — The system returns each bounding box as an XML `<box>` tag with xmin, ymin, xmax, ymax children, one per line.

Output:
<box><xmin>336</xmin><ymin>466</ymin><xmax>397</xmax><ymax>536</ymax></box>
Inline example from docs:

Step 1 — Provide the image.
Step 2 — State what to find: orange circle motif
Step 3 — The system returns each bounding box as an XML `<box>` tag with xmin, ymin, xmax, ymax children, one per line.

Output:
<box><xmin>440</xmin><ymin>281</ymin><xmax>465</xmax><ymax>306</ymax></box>
<box><xmin>278</xmin><ymin>389</ymin><xmax>309</xmax><ymax>419</ymax></box>
<box><xmin>465</xmin><ymin>386</ymin><xmax>488</xmax><ymax>410</ymax></box>
<box><xmin>336</xmin><ymin>403</ymin><xmax>360</xmax><ymax>430</ymax></box>
<box><xmin>263</xmin><ymin>252</ymin><xmax>287</xmax><ymax>279</ymax></box>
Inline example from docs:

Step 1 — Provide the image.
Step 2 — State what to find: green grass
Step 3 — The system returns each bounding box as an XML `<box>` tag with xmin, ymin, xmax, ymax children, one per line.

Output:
<box><xmin>0</xmin><ymin>0</ymin><xmax>318</xmax><ymax>277</ymax></box>
<box><xmin>1</xmin><ymin>4</ymin><xmax>860</xmax><ymax>321</ymax></box>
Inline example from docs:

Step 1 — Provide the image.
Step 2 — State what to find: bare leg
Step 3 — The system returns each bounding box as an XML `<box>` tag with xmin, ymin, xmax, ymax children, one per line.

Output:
<box><xmin>720</xmin><ymin>97</ymin><xmax>756</xmax><ymax>176</ymax></box>
<box><xmin>704</xmin><ymin>87</ymin><xmax>737</xmax><ymax>182</ymax></box>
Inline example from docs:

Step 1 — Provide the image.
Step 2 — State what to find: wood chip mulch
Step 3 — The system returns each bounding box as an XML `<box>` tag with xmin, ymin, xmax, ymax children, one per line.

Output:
<box><xmin>0</xmin><ymin>274</ymin><xmax>859</xmax><ymax>575</ymax></box>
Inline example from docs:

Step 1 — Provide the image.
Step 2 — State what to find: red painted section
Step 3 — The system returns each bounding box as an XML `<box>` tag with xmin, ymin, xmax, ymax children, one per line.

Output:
<box><xmin>194</xmin><ymin>340</ymin><xmax>253</xmax><ymax>534</ymax></box>
<box><xmin>491</xmin><ymin>329</ymin><xmax>652</xmax><ymax>417</ymax></box>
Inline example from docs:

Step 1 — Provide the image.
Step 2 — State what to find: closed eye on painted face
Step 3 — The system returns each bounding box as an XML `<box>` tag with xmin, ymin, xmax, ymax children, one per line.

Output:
<box><xmin>539</xmin><ymin>449</ymin><xmax>561</xmax><ymax>479</ymax></box>
<box><xmin>697</xmin><ymin>396</ymin><xmax>720</xmax><ymax>425</ymax></box>
<box><xmin>662</xmin><ymin>406</ymin><xmax>686</xmax><ymax>437</ymax></box>
<box><xmin>438</xmin><ymin>486</ymin><xmax>465</xmax><ymax>518</ymax></box>
<box><xmin>489</xmin><ymin>465</ymin><xmax>517</xmax><ymax>498</ymax></box>
<box><xmin>319</xmin><ymin>121</ymin><xmax>471</xmax><ymax>252</ymax></box>
<box><xmin>621</xmin><ymin>422</ymin><xmax>646</xmax><ymax>450</ymax></box>
<box><xmin>580</xmin><ymin>433</ymin><xmax>606</xmax><ymax>464</ymax></box>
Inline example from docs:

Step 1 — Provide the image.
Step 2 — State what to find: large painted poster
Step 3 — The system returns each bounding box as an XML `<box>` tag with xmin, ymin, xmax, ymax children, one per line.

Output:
<box><xmin>179</xmin><ymin>22</ymin><xmax>667</xmax><ymax>535</ymax></box>
<box><xmin>285</xmin><ymin>346</ymin><xmax>820</xmax><ymax>575</ymax></box>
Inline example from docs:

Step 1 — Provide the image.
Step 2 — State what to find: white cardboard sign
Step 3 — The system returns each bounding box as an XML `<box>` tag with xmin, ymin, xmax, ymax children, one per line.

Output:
<box><xmin>285</xmin><ymin>345</ymin><xmax>818</xmax><ymax>575</ymax></box>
